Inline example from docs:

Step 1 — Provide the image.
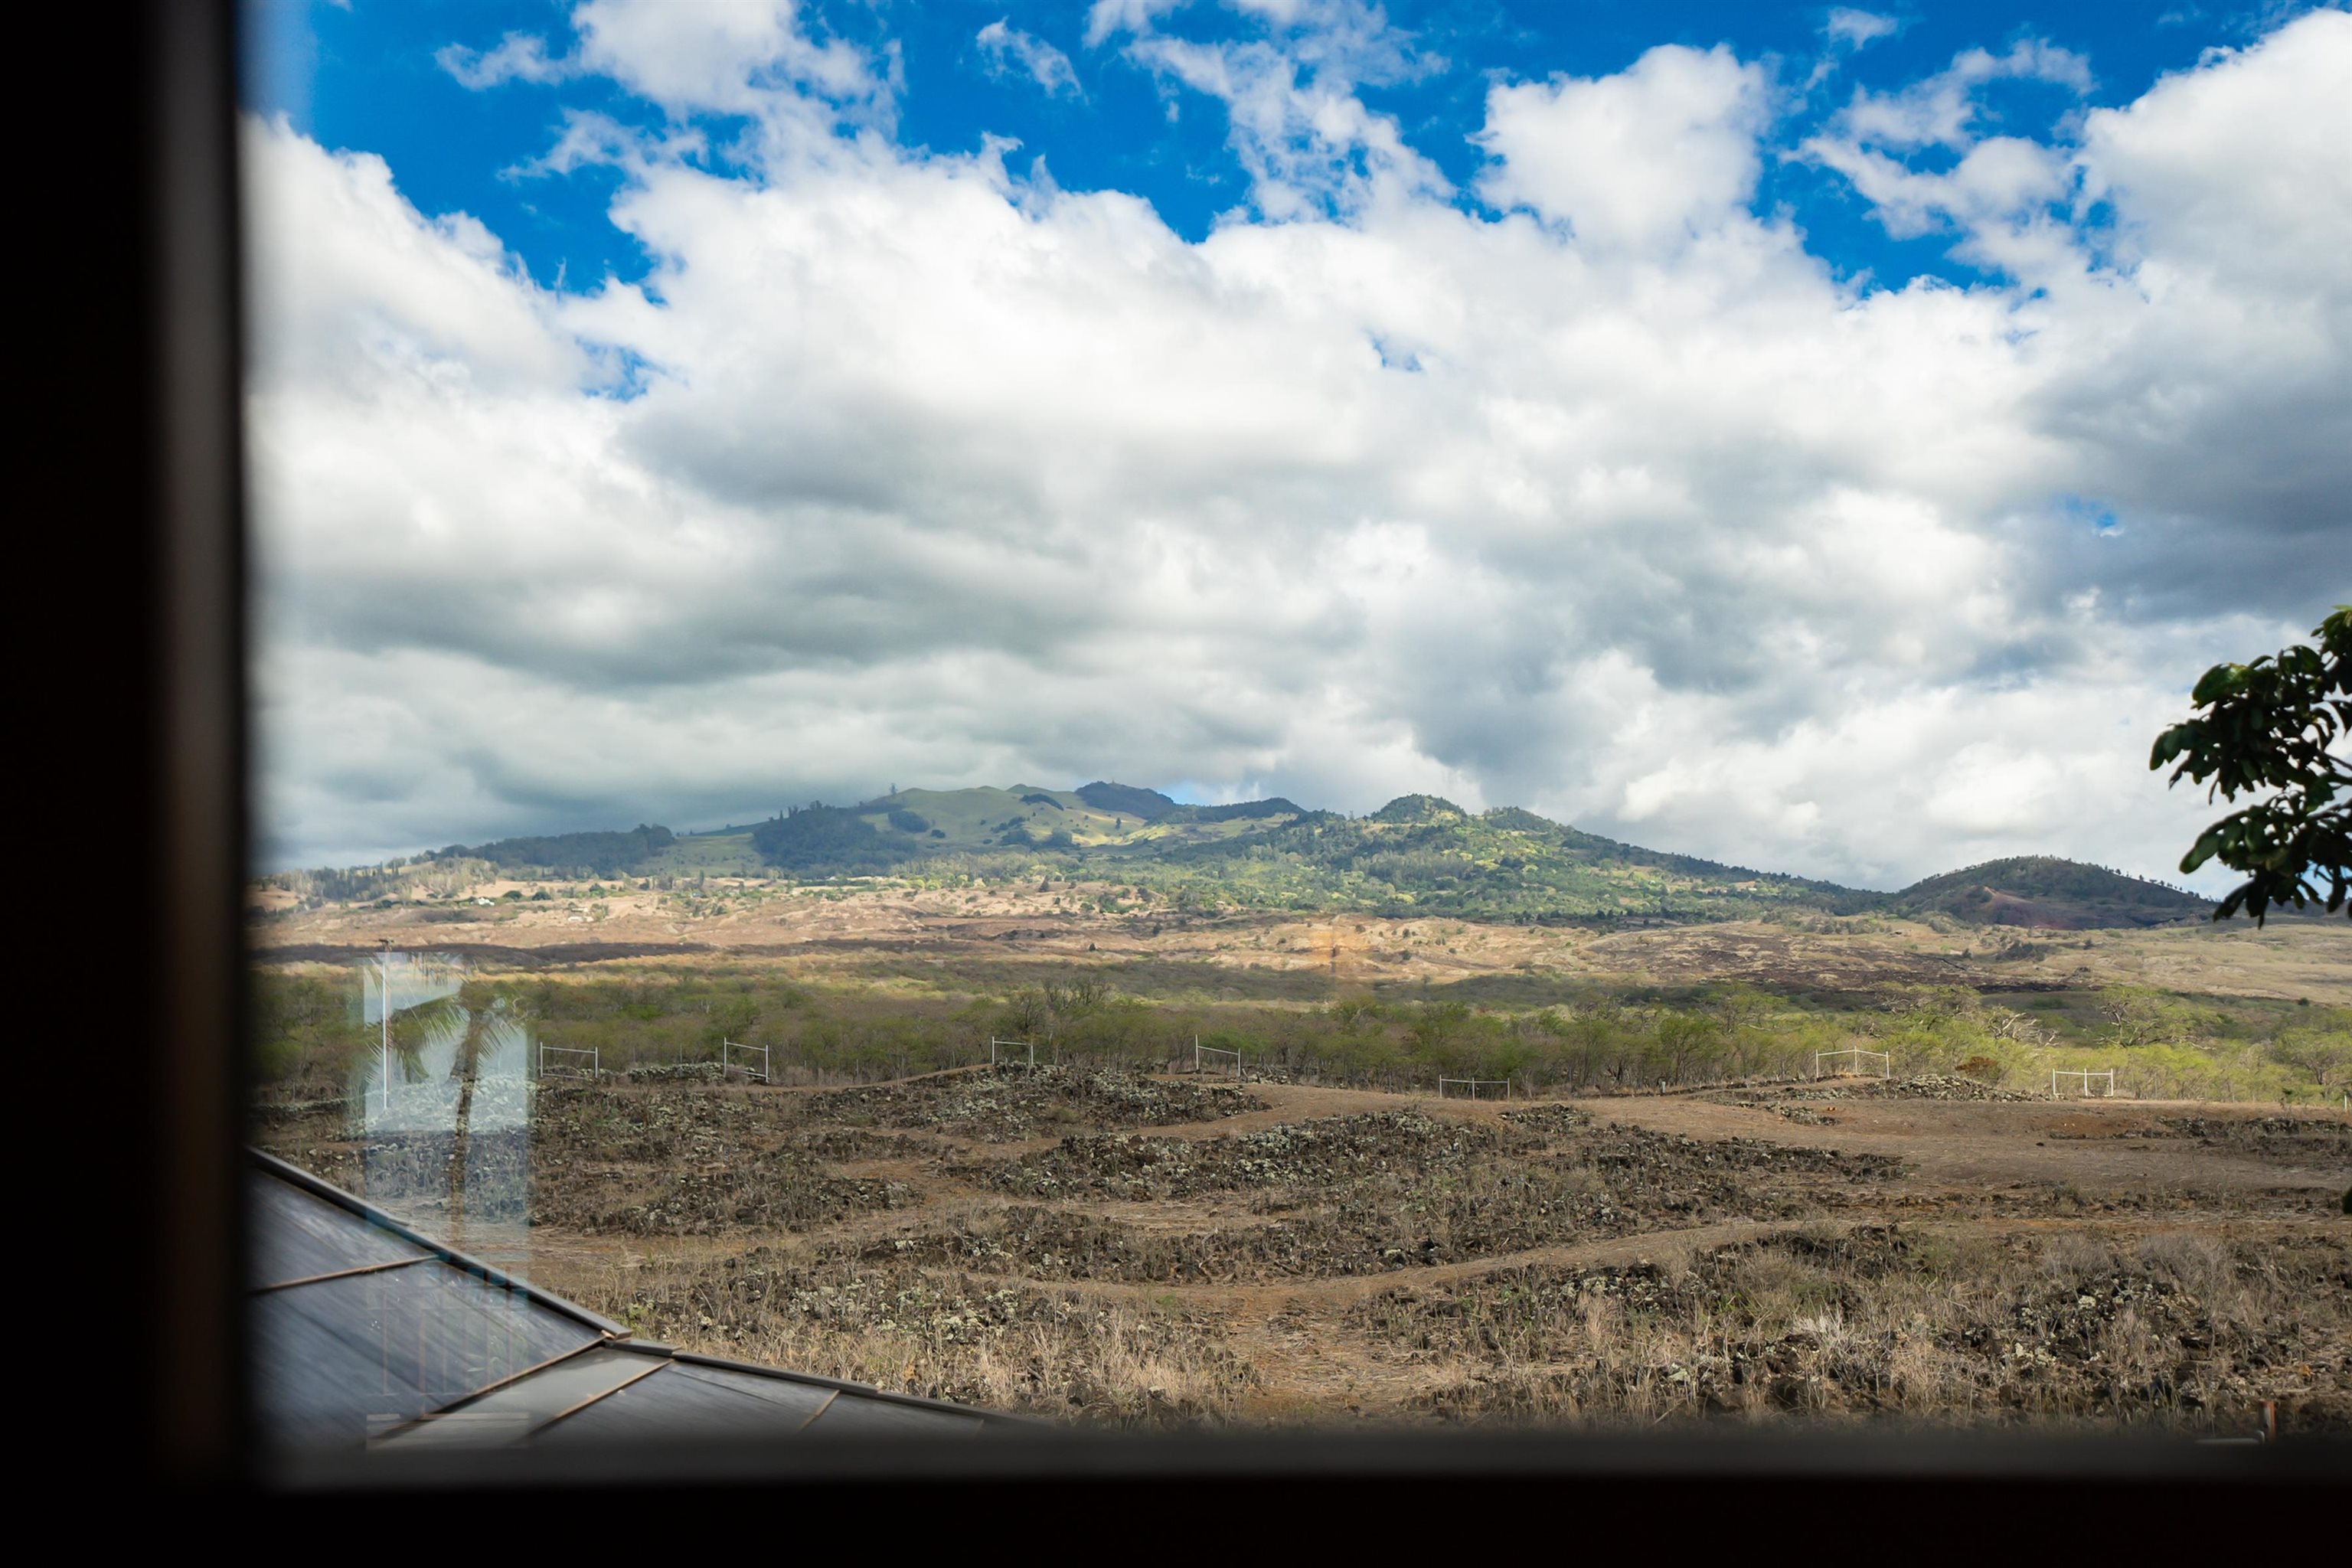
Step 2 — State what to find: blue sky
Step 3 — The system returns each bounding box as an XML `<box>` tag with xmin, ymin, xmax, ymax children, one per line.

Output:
<box><xmin>250</xmin><ymin>2</ymin><xmax>2298</xmax><ymax>293</ymax></box>
<box><xmin>239</xmin><ymin>2</ymin><xmax>2350</xmax><ymax>882</ymax></box>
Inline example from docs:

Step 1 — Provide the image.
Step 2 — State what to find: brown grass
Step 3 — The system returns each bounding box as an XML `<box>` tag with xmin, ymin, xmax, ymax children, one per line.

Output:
<box><xmin>1353</xmin><ymin>1225</ymin><xmax>2352</xmax><ymax>1434</ymax></box>
<box><xmin>257</xmin><ymin>1066</ymin><xmax>2351</xmax><ymax>1434</ymax></box>
<box><xmin>580</xmin><ymin>1247</ymin><xmax>1258</xmax><ymax>1426</ymax></box>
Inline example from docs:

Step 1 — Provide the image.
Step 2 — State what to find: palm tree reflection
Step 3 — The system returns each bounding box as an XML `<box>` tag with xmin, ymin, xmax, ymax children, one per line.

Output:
<box><xmin>351</xmin><ymin>955</ymin><xmax>532</xmax><ymax>1272</ymax></box>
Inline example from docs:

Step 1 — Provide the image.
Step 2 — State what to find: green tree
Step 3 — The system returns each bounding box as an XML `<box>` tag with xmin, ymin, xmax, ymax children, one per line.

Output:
<box><xmin>2151</xmin><ymin>606</ymin><xmax>2350</xmax><ymax>923</ymax></box>
<box><xmin>2271</xmin><ymin>1021</ymin><xmax>2350</xmax><ymax>1099</ymax></box>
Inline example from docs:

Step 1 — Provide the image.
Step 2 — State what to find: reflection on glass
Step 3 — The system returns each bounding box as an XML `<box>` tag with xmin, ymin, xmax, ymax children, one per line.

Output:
<box><xmin>351</xmin><ymin>951</ymin><xmax>531</xmax><ymax>1276</ymax></box>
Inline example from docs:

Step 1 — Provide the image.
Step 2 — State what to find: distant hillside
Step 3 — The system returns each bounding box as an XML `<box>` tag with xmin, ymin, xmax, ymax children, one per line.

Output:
<box><xmin>387</xmin><ymin>786</ymin><xmax>2210</xmax><ymax>930</ymax></box>
<box><xmin>1075</xmin><ymin>780</ymin><xmax>1178</xmax><ymax>820</ymax></box>
<box><xmin>1130</xmin><ymin>790</ymin><xmax>1872</xmax><ymax>923</ymax></box>
<box><xmin>403</xmin><ymin>783</ymin><xmax>1867</xmax><ymax>924</ymax></box>
<box><xmin>1887</xmin><ymin>856</ymin><xmax>2210</xmax><ymax>929</ymax></box>
<box><xmin>432</xmin><ymin>825</ymin><xmax>675</xmax><ymax>877</ymax></box>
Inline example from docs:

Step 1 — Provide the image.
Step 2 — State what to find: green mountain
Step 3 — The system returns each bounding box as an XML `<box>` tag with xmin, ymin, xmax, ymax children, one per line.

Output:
<box><xmin>408</xmin><ymin>783</ymin><xmax>2213</xmax><ymax>929</ymax></box>
<box><xmin>432</xmin><ymin>824</ymin><xmax>675</xmax><ymax>876</ymax></box>
<box><xmin>1886</xmin><ymin>856</ymin><xmax>2211</xmax><ymax>929</ymax></box>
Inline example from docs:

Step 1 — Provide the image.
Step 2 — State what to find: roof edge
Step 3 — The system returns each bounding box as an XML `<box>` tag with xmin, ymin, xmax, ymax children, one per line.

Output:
<box><xmin>668</xmin><ymin>1348</ymin><xmax>1045</xmax><ymax>1426</ymax></box>
<box><xmin>247</xmin><ymin>1146</ymin><xmax>630</xmax><ymax>1340</ymax></box>
<box><xmin>247</xmin><ymin>1146</ymin><xmax>1044</xmax><ymax>1430</ymax></box>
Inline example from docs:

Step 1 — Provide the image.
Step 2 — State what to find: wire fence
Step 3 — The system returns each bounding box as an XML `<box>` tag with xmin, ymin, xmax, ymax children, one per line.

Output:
<box><xmin>1814</xmin><ymin>1047</ymin><xmax>1891</xmax><ymax>1080</ymax></box>
<box><xmin>2051</xmin><ymin>1069</ymin><xmax>2116</xmax><ymax>1099</ymax></box>
<box><xmin>721</xmin><ymin>1037</ymin><xmax>770</xmax><ymax>1083</ymax></box>
<box><xmin>1194</xmin><ymin>1038</ymin><xmax>1243</xmax><ymax>1080</ymax></box>
<box><xmin>1436</xmin><ymin>1076</ymin><xmax>1511</xmax><ymax>1099</ymax></box>
<box><xmin>537</xmin><ymin>1044</ymin><xmax>599</xmax><ymax>1082</ymax></box>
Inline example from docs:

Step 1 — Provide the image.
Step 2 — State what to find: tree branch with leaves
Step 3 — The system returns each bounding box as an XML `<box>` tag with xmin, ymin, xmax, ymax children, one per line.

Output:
<box><xmin>2151</xmin><ymin>606</ymin><xmax>2350</xmax><ymax>924</ymax></box>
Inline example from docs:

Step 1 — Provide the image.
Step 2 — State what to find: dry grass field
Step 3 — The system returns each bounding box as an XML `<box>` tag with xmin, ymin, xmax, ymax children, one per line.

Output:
<box><xmin>257</xmin><ymin>1061</ymin><xmax>2352</xmax><ymax>1435</ymax></box>
<box><xmin>253</xmin><ymin>877</ymin><xmax>2352</xmax><ymax>1002</ymax></box>
<box><xmin>250</xmin><ymin>883</ymin><xmax>2350</xmax><ymax>1432</ymax></box>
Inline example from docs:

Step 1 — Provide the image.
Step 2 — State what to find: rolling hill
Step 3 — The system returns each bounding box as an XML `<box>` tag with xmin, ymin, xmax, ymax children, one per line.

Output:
<box><xmin>1885</xmin><ymin>856</ymin><xmax>2213</xmax><ymax>929</ymax></box>
<box><xmin>402</xmin><ymin>783</ymin><xmax>2215</xmax><ymax>929</ymax></box>
<box><xmin>717</xmin><ymin>784</ymin><xmax>1864</xmax><ymax>923</ymax></box>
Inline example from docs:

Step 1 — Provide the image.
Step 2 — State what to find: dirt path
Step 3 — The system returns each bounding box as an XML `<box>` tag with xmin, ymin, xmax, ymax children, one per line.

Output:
<box><xmin>1576</xmin><ymin>1092</ymin><xmax>2349</xmax><ymax>1192</ymax></box>
<box><xmin>509</xmin><ymin>1078</ymin><xmax>2346</xmax><ymax>1296</ymax></box>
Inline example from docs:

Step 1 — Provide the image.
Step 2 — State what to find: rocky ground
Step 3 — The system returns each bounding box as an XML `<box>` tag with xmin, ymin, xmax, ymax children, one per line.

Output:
<box><xmin>1710</xmin><ymin>1073</ymin><xmax>2041</xmax><ymax>1107</ymax></box>
<box><xmin>822</xmin><ymin>1067</ymin><xmax>1264</xmax><ymax>1143</ymax></box>
<box><xmin>256</xmin><ymin>1064</ymin><xmax>2352</xmax><ymax>1435</ymax></box>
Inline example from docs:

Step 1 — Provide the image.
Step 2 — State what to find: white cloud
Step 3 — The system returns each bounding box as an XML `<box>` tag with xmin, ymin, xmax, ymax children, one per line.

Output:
<box><xmin>243</xmin><ymin>119</ymin><xmax>589</xmax><ymax>394</ymax></box>
<box><xmin>1825</xmin><ymin>9</ymin><xmax>1899</xmax><ymax>51</ymax></box>
<box><xmin>2080</xmin><ymin>8</ymin><xmax>2352</xmax><ymax>289</ymax></box>
<box><xmin>437</xmin><ymin>31</ymin><xmax>577</xmax><ymax>90</ymax></box>
<box><xmin>1830</xmin><ymin>37</ymin><xmax>2093</xmax><ymax>153</ymax></box>
<box><xmin>1807</xmin><ymin>8</ymin><xmax>1900</xmax><ymax>90</ymax></box>
<box><xmin>1804</xmin><ymin>8</ymin><xmax>2350</xmax><ymax>604</ymax></box>
<box><xmin>250</xmin><ymin>15</ymin><xmax>2350</xmax><ymax>889</ymax></box>
<box><xmin>1103</xmin><ymin>0</ymin><xmax>1444</xmax><ymax>218</ymax></box>
<box><xmin>977</xmin><ymin>19</ymin><xmax>1083</xmax><ymax>96</ymax></box>
<box><xmin>1475</xmin><ymin>44</ymin><xmax>1769</xmax><ymax>251</ymax></box>
<box><xmin>1808</xmin><ymin>132</ymin><xmax>2071</xmax><ymax>242</ymax></box>
<box><xmin>570</xmin><ymin>0</ymin><xmax>888</xmax><ymax>121</ymax></box>
<box><xmin>1085</xmin><ymin>0</ymin><xmax>1186</xmax><ymax>50</ymax></box>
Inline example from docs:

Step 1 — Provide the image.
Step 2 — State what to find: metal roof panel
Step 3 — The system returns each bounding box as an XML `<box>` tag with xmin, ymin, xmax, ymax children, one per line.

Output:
<box><xmin>254</xmin><ymin>1259</ymin><xmax>601</xmax><ymax>1449</ymax></box>
<box><xmin>375</xmin><ymin>1345</ymin><xmax>658</xmax><ymax>1449</ymax></box>
<box><xmin>803</xmin><ymin>1390</ymin><xmax>990</xmax><ymax>1438</ymax></box>
<box><xmin>246</xmin><ymin>1148</ymin><xmax>1031</xmax><ymax>1455</ymax></box>
<box><xmin>249</xmin><ymin>1170</ymin><xmax>433</xmax><ymax>1289</ymax></box>
<box><xmin>529</xmin><ymin>1362</ymin><xmax>841</xmax><ymax>1444</ymax></box>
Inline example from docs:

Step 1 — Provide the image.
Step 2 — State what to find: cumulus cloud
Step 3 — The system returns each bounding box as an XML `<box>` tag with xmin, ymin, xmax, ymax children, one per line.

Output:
<box><xmin>976</xmin><ymin>19</ymin><xmax>1083</xmax><ymax>96</ymax></box>
<box><xmin>1804</xmin><ymin>9</ymin><xmax>2351</xmax><ymax>613</ymax></box>
<box><xmin>434</xmin><ymin>0</ymin><xmax>893</xmax><ymax>152</ymax></box>
<box><xmin>1099</xmin><ymin>0</ymin><xmax>1445</xmax><ymax>217</ymax></box>
<box><xmin>2080</xmin><ymin>10</ymin><xmax>2352</xmax><ymax>289</ymax></box>
<box><xmin>249</xmin><ymin>9</ymin><xmax>2350</xmax><ymax>886</ymax></box>
<box><xmin>1475</xmin><ymin>44</ymin><xmax>1769</xmax><ymax>250</ymax></box>
<box><xmin>573</xmin><ymin>0</ymin><xmax>889</xmax><ymax>123</ymax></box>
